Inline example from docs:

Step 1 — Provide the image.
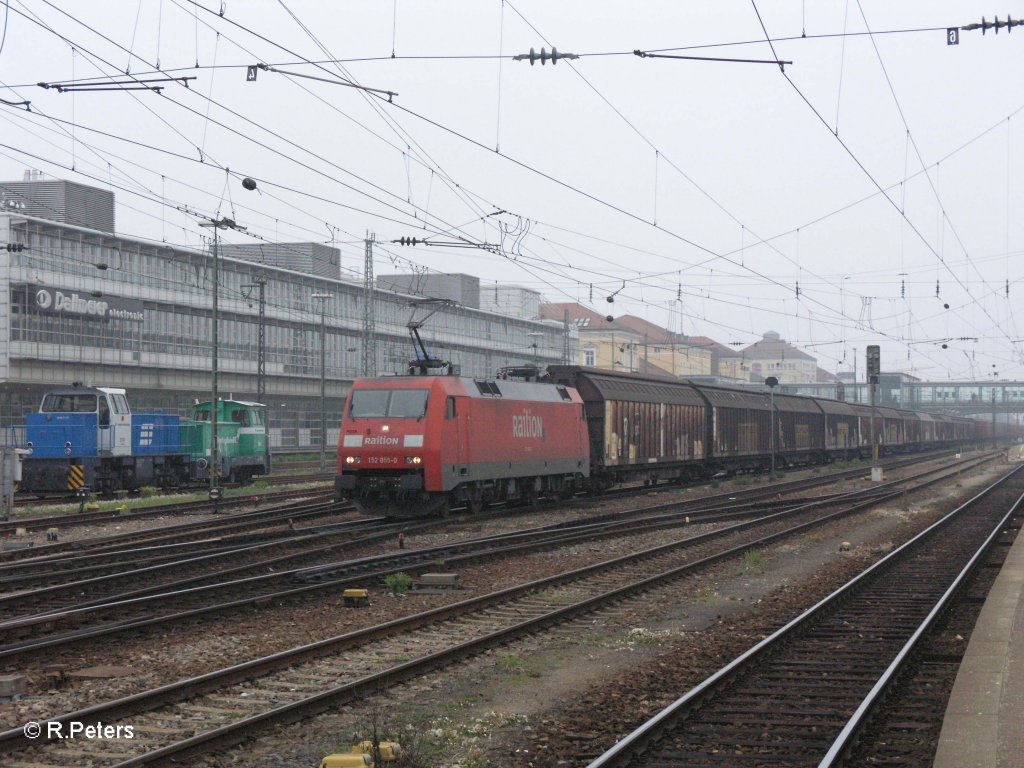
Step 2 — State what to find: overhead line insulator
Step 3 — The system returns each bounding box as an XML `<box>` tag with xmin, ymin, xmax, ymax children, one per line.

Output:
<box><xmin>961</xmin><ymin>15</ymin><xmax>1020</xmax><ymax>34</ymax></box>
<box><xmin>512</xmin><ymin>47</ymin><xmax>579</xmax><ymax>66</ymax></box>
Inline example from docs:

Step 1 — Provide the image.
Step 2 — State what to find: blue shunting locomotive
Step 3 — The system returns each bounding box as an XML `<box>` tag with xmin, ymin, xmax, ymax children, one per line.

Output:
<box><xmin>16</xmin><ymin>383</ymin><xmax>268</xmax><ymax>495</ymax></box>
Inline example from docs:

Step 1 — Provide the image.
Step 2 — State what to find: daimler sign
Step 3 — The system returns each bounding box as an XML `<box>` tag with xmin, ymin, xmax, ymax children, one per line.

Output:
<box><xmin>22</xmin><ymin>285</ymin><xmax>144</xmax><ymax>323</ymax></box>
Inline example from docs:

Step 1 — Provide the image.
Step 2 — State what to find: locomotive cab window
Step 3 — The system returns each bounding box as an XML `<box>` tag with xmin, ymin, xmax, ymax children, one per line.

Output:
<box><xmin>231</xmin><ymin>410</ymin><xmax>251</xmax><ymax>427</ymax></box>
<box><xmin>111</xmin><ymin>394</ymin><xmax>130</xmax><ymax>414</ymax></box>
<box><xmin>98</xmin><ymin>398</ymin><xmax>111</xmax><ymax>426</ymax></box>
<box><xmin>350</xmin><ymin>390</ymin><xmax>389</xmax><ymax>418</ymax></box>
<box><xmin>350</xmin><ymin>389</ymin><xmax>429</xmax><ymax>419</ymax></box>
<box><xmin>41</xmin><ymin>393</ymin><xmax>97</xmax><ymax>413</ymax></box>
<box><xmin>389</xmin><ymin>389</ymin><xmax>429</xmax><ymax>418</ymax></box>
<box><xmin>446</xmin><ymin>396</ymin><xmax>457</xmax><ymax>420</ymax></box>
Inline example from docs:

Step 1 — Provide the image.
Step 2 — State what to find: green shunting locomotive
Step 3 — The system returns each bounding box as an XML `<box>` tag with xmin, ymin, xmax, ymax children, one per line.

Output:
<box><xmin>191</xmin><ymin>399</ymin><xmax>270</xmax><ymax>485</ymax></box>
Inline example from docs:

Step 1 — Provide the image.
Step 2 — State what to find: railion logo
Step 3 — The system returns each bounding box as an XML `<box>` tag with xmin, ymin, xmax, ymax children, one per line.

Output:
<box><xmin>364</xmin><ymin>435</ymin><xmax>399</xmax><ymax>446</ymax></box>
<box><xmin>512</xmin><ymin>410</ymin><xmax>544</xmax><ymax>439</ymax></box>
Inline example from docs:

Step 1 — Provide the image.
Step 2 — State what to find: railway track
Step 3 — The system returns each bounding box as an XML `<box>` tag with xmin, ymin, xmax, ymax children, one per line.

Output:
<box><xmin>8</xmin><ymin>466</ymin><xmax>333</xmax><ymax>510</ymax></box>
<box><xmin>0</xmin><ymin>451</ymin><xmax>941</xmax><ymax>595</ymax></box>
<box><xmin>0</xmin><ymin>454</ymin><xmax>983</xmax><ymax>660</ymax></box>
<box><xmin>0</xmin><ymin>455</ymin><xmax>1002</xmax><ymax>765</ymax></box>
<box><xmin>0</xmin><ymin>492</ymin><xmax>344</xmax><ymax>567</ymax></box>
<box><xmin>840</xmin><ymin>528</ymin><xmax>1011</xmax><ymax>766</ymax></box>
<box><xmin>584</xmin><ymin>465</ymin><xmax>1023</xmax><ymax>768</ymax></box>
<box><xmin>0</xmin><ymin>486</ymin><xmax>333</xmax><ymax>540</ymax></box>
<box><xmin>0</xmin><ymin>503</ymin><xmax>376</xmax><ymax>588</ymax></box>
<box><xmin>0</xmin><ymin>449</ymin><xmax>956</xmax><ymax>541</ymax></box>
<box><xmin>0</xmin><ymin>508</ymin><xmax>402</xmax><ymax>619</ymax></box>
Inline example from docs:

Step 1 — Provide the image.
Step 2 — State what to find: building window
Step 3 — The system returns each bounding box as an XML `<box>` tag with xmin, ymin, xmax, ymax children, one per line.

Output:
<box><xmin>583</xmin><ymin>348</ymin><xmax>596</xmax><ymax>367</ymax></box>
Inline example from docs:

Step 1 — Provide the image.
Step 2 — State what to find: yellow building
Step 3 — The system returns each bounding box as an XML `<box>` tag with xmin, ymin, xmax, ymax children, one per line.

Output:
<box><xmin>719</xmin><ymin>330</ymin><xmax>819</xmax><ymax>384</ymax></box>
<box><xmin>540</xmin><ymin>304</ymin><xmax>713</xmax><ymax>378</ymax></box>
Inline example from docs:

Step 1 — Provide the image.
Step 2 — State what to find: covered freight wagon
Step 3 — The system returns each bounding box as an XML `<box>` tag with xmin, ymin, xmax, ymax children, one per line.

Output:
<box><xmin>813</xmin><ymin>397</ymin><xmax>860</xmax><ymax>455</ymax></box>
<box><xmin>687</xmin><ymin>384</ymin><xmax>772</xmax><ymax>467</ymax></box>
<box><xmin>547</xmin><ymin>367</ymin><xmax>708</xmax><ymax>486</ymax></box>
<box><xmin>771</xmin><ymin>392</ymin><xmax>826</xmax><ymax>457</ymax></box>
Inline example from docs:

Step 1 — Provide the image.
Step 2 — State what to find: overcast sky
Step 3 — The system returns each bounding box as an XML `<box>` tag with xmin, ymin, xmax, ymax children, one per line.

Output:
<box><xmin>1</xmin><ymin>1</ymin><xmax>1021</xmax><ymax>381</ymax></box>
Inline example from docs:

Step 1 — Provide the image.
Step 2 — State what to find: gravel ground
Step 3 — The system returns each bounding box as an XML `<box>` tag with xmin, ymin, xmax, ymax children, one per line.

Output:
<box><xmin>215</xmin><ymin>461</ymin><xmax>1006</xmax><ymax>768</ymax></box>
<box><xmin>0</xmin><ymin>455</ymin><xmax>998</xmax><ymax>765</ymax></box>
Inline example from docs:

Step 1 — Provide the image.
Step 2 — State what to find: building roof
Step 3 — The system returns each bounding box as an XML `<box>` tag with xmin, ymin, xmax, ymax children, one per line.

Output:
<box><xmin>539</xmin><ymin>302</ymin><xmax>611</xmax><ymax>328</ymax></box>
<box><xmin>540</xmin><ymin>307</ymin><xmax>718</xmax><ymax>353</ymax></box>
<box><xmin>741</xmin><ymin>330</ymin><xmax>816</xmax><ymax>362</ymax></box>
<box><xmin>684</xmin><ymin>335</ymin><xmax>740</xmax><ymax>358</ymax></box>
<box><xmin>608</xmin><ymin>315</ymin><xmax>676</xmax><ymax>343</ymax></box>
<box><xmin>637</xmin><ymin>357</ymin><xmax>676</xmax><ymax>378</ymax></box>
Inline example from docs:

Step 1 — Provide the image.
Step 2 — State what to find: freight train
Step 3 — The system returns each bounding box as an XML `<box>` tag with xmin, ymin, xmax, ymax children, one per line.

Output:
<box><xmin>334</xmin><ymin>366</ymin><xmax>979</xmax><ymax>518</ymax></box>
<box><xmin>15</xmin><ymin>384</ymin><xmax>269</xmax><ymax>495</ymax></box>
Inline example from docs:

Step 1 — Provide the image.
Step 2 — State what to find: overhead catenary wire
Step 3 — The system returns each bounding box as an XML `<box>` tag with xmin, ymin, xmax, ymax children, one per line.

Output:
<box><xmin>740</xmin><ymin>8</ymin><xmax>1019</xmax><ymax>372</ymax></box>
<box><xmin>0</xmin><ymin>93</ymin><xmax>991</xmax><ymax>378</ymax></box>
<box><xmin>501</xmin><ymin>0</ymin><xmax>873</xmax><ymax>333</ymax></box>
<box><xmin>0</xmin><ymin>20</ymin><xmax>984</xmax><ymax>85</ymax></box>
<box><xmin>4</xmin><ymin>0</ymin><xmax>1015</xmax><ymax>376</ymax></box>
<box><xmin>853</xmin><ymin>0</ymin><xmax>1018</xmax><ymax>345</ymax></box>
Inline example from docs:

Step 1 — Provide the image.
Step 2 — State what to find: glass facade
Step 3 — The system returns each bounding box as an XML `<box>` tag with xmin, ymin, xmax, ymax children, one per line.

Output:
<box><xmin>0</xmin><ymin>215</ymin><xmax>574</xmax><ymax>448</ymax></box>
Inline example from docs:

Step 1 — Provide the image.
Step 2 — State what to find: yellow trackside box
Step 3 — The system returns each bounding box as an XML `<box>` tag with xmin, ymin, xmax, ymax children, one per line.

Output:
<box><xmin>319</xmin><ymin>741</ymin><xmax>401</xmax><ymax>768</ymax></box>
<box><xmin>342</xmin><ymin>588</ymin><xmax>369</xmax><ymax>607</ymax></box>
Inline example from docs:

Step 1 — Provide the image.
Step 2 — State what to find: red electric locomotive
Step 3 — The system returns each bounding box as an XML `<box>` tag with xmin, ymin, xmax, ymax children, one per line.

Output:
<box><xmin>335</xmin><ymin>374</ymin><xmax>590</xmax><ymax>517</ymax></box>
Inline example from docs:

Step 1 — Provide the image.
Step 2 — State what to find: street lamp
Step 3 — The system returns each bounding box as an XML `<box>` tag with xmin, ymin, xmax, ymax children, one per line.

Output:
<box><xmin>198</xmin><ymin>215</ymin><xmax>246</xmax><ymax>505</ymax></box>
<box><xmin>765</xmin><ymin>376</ymin><xmax>779</xmax><ymax>475</ymax></box>
<box><xmin>312</xmin><ymin>293</ymin><xmax>332</xmax><ymax>470</ymax></box>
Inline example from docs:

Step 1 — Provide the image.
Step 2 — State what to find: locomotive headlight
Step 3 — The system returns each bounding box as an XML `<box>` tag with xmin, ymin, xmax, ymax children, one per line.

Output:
<box><xmin>405</xmin><ymin>456</ymin><xmax>422</xmax><ymax>464</ymax></box>
<box><xmin>345</xmin><ymin>455</ymin><xmax>360</xmax><ymax>465</ymax></box>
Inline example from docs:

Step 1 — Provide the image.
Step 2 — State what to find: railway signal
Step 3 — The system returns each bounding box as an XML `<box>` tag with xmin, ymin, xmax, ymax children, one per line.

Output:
<box><xmin>867</xmin><ymin>346</ymin><xmax>881</xmax><ymax>476</ymax></box>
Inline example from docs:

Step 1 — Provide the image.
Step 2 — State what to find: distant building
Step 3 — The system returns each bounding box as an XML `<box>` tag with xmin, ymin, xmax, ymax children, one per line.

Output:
<box><xmin>539</xmin><ymin>303</ymin><xmax>712</xmax><ymax>377</ymax></box>
<box><xmin>0</xmin><ymin>208</ymin><xmax>568</xmax><ymax>442</ymax></box>
<box><xmin>377</xmin><ymin>273</ymin><xmax>480</xmax><ymax>308</ymax></box>
<box><xmin>478</xmin><ymin>284</ymin><xmax>541</xmax><ymax>320</ymax></box>
<box><xmin>218</xmin><ymin>242</ymin><xmax>340</xmax><ymax>279</ymax></box>
<box><xmin>610</xmin><ymin>315</ymin><xmax>713</xmax><ymax>377</ymax></box>
<box><xmin>1</xmin><ymin>173</ymin><xmax>114</xmax><ymax>233</ymax></box>
<box><xmin>715</xmin><ymin>331</ymin><xmax>819</xmax><ymax>384</ymax></box>
<box><xmin>685</xmin><ymin>335</ymin><xmax>744</xmax><ymax>380</ymax></box>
